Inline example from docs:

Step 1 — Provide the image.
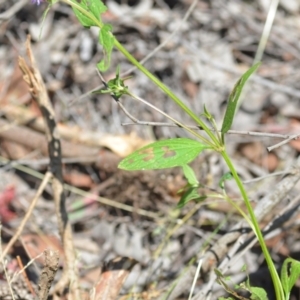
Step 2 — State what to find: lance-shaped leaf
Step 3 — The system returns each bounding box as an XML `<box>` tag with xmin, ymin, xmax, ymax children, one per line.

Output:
<box><xmin>182</xmin><ymin>164</ymin><xmax>199</xmax><ymax>186</ymax></box>
<box><xmin>119</xmin><ymin>138</ymin><xmax>210</xmax><ymax>171</ymax></box>
<box><xmin>97</xmin><ymin>24</ymin><xmax>114</xmax><ymax>71</ymax></box>
<box><xmin>221</xmin><ymin>62</ymin><xmax>260</xmax><ymax>134</ymax></box>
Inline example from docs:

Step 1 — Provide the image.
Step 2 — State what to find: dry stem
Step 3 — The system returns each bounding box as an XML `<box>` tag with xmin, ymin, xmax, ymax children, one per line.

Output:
<box><xmin>18</xmin><ymin>35</ymin><xmax>80</xmax><ymax>299</ymax></box>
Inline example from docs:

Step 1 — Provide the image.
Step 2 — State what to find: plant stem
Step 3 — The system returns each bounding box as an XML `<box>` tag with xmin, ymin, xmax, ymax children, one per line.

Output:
<box><xmin>62</xmin><ymin>0</ymin><xmax>219</xmax><ymax>147</ymax></box>
<box><xmin>114</xmin><ymin>39</ymin><xmax>220</xmax><ymax>146</ymax></box>
<box><xmin>61</xmin><ymin>2</ymin><xmax>285</xmax><ymax>298</ymax></box>
<box><xmin>128</xmin><ymin>92</ymin><xmax>212</xmax><ymax>145</ymax></box>
<box><xmin>221</xmin><ymin>151</ymin><xmax>284</xmax><ymax>300</ymax></box>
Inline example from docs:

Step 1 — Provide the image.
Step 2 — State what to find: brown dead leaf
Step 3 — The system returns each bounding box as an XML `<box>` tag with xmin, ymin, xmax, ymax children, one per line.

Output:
<box><xmin>92</xmin><ymin>257</ymin><xmax>137</xmax><ymax>300</ymax></box>
<box><xmin>21</xmin><ymin>234</ymin><xmax>64</xmax><ymax>264</ymax></box>
<box><xmin>99</xmin><ymin>132</ymin><xmax>151</xmax><ymax>157</ymax></box>
<box><xmin>1</xmin><ymin>104</ymin><xmax>151</xmax><ymax>157</ymax></box>
<box><xmin>64</xmin><ymin>170</ymin><xmax>94</xmax><ymax>188</ymax></box>
<box><xmin>1</xmin><ymin>140</ymin><xmax>31</xmax><ymax>160</ymax></box>
<box><xmin>0</xmin><ymin>64</ymin><xmax>31</xmax><ymax>106</ymax></box>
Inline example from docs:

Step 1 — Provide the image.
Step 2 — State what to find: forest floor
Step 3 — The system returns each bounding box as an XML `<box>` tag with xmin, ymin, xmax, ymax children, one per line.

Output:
<box><xmin>1</xmin><ymin>0</ymin><xmax>300</xmax><ymax>299</ymax></box>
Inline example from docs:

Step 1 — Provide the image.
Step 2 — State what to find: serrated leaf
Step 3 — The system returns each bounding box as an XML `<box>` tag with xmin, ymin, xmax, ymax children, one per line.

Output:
<box><xmin>281</xmin><ymin>257</ymin><xmax>300</xmax><ymax>299</ymax></box>
<box><xmin>182</xmin><ymin>164</ymin><xmax>199</xmax><ymax>186</ymax></box>
<box><xmin>177</xmin><ymin>188</ymin><xmax>205</xmax><ymax>209</ymax></box>
<box><xmin>97</xmin><ymin>24</ymin><xmax>114</xmax><ymax>71</ymax></box>
<box><xmin>250</xmin><ymin>286</ymin><xmax>268</xmax><ymax>300</ymax></box>
<box><xmin>87</xmin><ymin>0</ymin><xmax>107</xmax><ymax>20</ymax></box>
<box><xmin>221</xmin><ymin>62</ymin><xmax>260</xmax><ymax>134</ymax></box>
<box><xmin>119</xmin><ymin>138</ymin><xmax>210</xmax><ymax>171</ymax></box>
<box><xmin>72</xmin><ymin>0</ymin><xmax>107</xmax><ymax>28</ymax></box>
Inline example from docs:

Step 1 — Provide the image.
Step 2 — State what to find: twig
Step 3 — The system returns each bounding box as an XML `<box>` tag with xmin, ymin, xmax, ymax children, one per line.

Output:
<box><xmin>267</xmin><ymin>133</ymin><xmax>300</xmax><ymax>152</ymax></box>
<box><xmin>198</xmin><ymin>190</ymin><xmax>300</xmax><ymax>299</ymax></box>
<box><xmin>0</xmin><ymin>155</ymin><xmax>159</xmax><ymax>219</ymax></box>
<box><xmin>186</xmin><ymin>46</ymin><xmax>300</xmax><ymax>99</ymax></box>
<box><xmin>0</xmin><ymin>0</ymin><xmax>28</xmax><ymax>21</ymax></box>
<box><xmin>242</xmin><ymin>170</ymin><xmax>293</xmax><ymax>184</ymax></box>
<box><xmin>11</xmin><ymin>252</ymin><xmax>44</xmax><ymax>282</ymax></box>
<box><xmin>169</xmin><ymin>156</ymin><xmax>300</xmax><ymax>300</ymax></box>
<box><xmin>38</xmin><ymin>249</ymin><xmax>59</xmax><ymax>300</ymax></box>
<box><xmin>123</xmin><ymin>121</ymin><xmax>299</xmax><ymax>140</ymax></box>
<box><xmin>0</xmin><ymin>225</ymin><xmax>16</xmax><ymax>300</ymax></box>
<box><xmin>253</xmin><ymin>0</ymin><xmax>279</xmax><ymax>64</ymax></box>
<box><xmin>95</xmin><ymin>71</ymin><xmax>205</xmax><ymax>142</ymax></box>
<box><xmin>18</xmin><ymin>36</ymin><xmax>80</xmax><ymax>299</ymax></box>
<box><xmin>188</xmin><ymin>258</ymin><xmax>203</xmax><ymax>300</ymax></box>
<box><xmin>123</xmin><ymin>0</ymin><xmax>199</xmax><ymax>76</ymax></box>
<box><xmin>1</xmin><ymin>171</ymin><xmax>52</xmax><ymax>259</ymax></box>
<box><xmin>2</xmin><ymin>156</ymin><xmax>102</xmax><ymax>168</ymax></box>
<box><xmin>16</xmin><ymin>256</ymin><xmax>36</xmax><ymax>297</ymax></box>
<box><xmin>74</xmin><ymin>0</ymin><xmax>199</xmax><ymax>103</ymax></box>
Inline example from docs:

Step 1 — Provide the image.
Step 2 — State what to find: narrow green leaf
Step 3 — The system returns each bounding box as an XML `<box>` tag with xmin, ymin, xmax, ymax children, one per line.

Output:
<box><xmin>97</xmin><ymin>24</ymin><xmax>115</xmax><ymax>71</ymax></box>
<box><xmin>182</xmin><ymin>164</ymin><xmax>199</xmax><ymax>186</ymax></box>
<box><xmin>215</xmin><ymin>269</ymin><xmax>223</xmax><ymax>278</ymax></box>
<box><xmin>177</xmin><ymin>188</ymin><xmax>205</xmax><ymax>209</ymax></box>
<box><xmin>119</xmin><ymin>138</ymin><xmax>210</xmax><ymax>171</ymax></box>
<box><xmin>221</xmin><ymin>62</ymin><xmax>260</xmax><ymax>134</ymax></box>
<box><xmin>72</xmin><ymin>0</ymin><xmax>107</xmax><ymax>28</ymax></box>
<box><xmin>281</xmin><ymin>257</ymin><xmax>300</xmax><ymax>299</ymax></box>
<box><xmin>250</xmin><ymin>287</ymin><xmax>268</xmax><ymax>300</ymax></box>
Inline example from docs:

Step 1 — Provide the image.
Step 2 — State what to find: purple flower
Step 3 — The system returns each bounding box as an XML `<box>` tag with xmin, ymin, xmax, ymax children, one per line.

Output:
<box><xmin>31</xmin><ymin>0</ymin><xmax>44</xmax><ymax>5</ymax></box>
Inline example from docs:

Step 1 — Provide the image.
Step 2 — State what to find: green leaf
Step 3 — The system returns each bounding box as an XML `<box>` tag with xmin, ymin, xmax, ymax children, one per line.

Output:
<box><xmin>97</xmin><ymin>24</ymin><xmax>115</xmax><ymax>71</ymax></box>
<box><xmin>93</xmin><ymin>66</ymin><xmax>130</xmax><ymax>97</ymax></box>
<box><xmin>221</xmin><ymin>62</ymin><xmax>260</xmax><ymax>134</ymax></box>
<box><xmin>203</xmin><ymin>104</ymin><xmax>213</xmax><ymax>121</ymax></box>
<box><xmin>281</xmin><ymin>257</ymin><xmax>300</xmax><ymax>299</ymax></box>
<box><xmin>250</xmin><ymin>286</ymin><xmax>268</xmax><ymax>300</ymax></box>
<box><xmin>182</xmin><ymin>165</ymin><xmax>199</xmax><ymax>186</ymax></box>
<box><xmin>177</xmin><ymin>188</ymin><xmax>205</xmax><ymax>209</ymax></box>
<box><xmin>72</xmin><ymin>0</ymin><xmax>107</xmax><ymax>28</ymax></box>
<box><xmin>219</xmin><ymin>172</ymin><xmax>233</xmax><ymax>189</ymax></box>
<box><xmin>87</xmin><ymin>0</ymin><xmax>107</xmax><ymax>21</ymax></box>
<box><xmin>241</xmin><ymin>264</ymin><xmax>247</xmax><ymax>272</ymax></box>
<box><xmin>119</xmin><ymin>138</ymin><xmax>210</xmax><ymax>171</ymax></box>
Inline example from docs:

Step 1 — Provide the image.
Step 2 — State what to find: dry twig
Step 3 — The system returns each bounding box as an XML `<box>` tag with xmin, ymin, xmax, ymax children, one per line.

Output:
<box><xmin>38</xmin><ymin>249</ymin><xmax>59</xmax><ymax>300</ymax></box>
<box><xmin>18</xmin><ymin>35</ymin><xmax>80</xmax><ymax>299</ymax></box>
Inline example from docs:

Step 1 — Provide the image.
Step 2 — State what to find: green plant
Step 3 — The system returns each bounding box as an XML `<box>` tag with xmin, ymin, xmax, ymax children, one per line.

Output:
<box><xmin>37</xmin><ymin>0</ymin><xmax>300</xmax><ymax>299</ymax></box>
<box><xmin>215</xmin><ymin>267</ymin><xmax>268</xmax><ymax>300</ymax></box>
